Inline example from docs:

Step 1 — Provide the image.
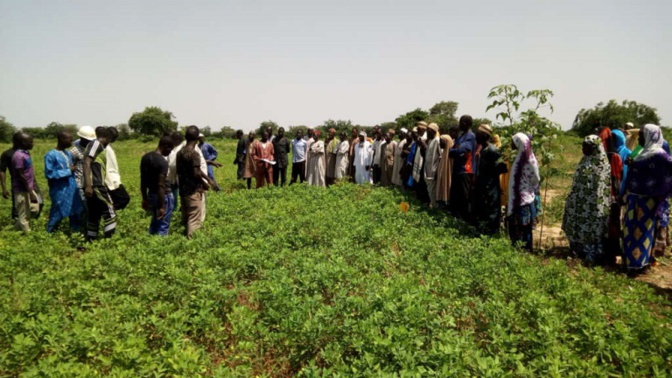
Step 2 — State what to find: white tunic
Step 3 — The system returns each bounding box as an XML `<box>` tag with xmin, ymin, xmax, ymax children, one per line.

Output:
<box><xmin>353</xmin><ymin>141</ymin><xmax>373</xmax><ymax>184</ymax></box>
<box><xmin>335</xmin><ymin>140</ymin><xmax>350</xmax><ymax>179</ymax></box>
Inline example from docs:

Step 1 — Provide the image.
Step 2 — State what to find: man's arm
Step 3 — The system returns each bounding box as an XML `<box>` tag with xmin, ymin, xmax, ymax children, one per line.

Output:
<box><xmin>0</xmin><ymin>172</ymin><xmax>7</xmax><ymax>199</ymax></box>
<box><xmin>156</xmin><ymin>173</ymin><xmax>166</xmax><ymax>219</ymax></box>
<box><xmin>16</xmin><ymin>167</ymin><xmax>37</xmax><ymax>202</ymax></box>
<box><xmin>140</xmin><ymin>160</ymin><xmax>149</xmax><ymax>210</ymax></box>
<box><xmin>83</xmin><ymin>156</ymin><xmax>93</xmax><ymax>197</ymax></box>
<box><xmin>44</xmin><ymin>153</ymin><xmax>72</xmax><ymax>180</ymax></box>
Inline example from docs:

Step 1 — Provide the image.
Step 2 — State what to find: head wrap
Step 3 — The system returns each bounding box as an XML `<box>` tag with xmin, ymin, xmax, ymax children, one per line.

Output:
<box><xmin>416</xmin><ymin>121</ymin><xmax>428</xmax><ymax>128</ymax></box>
<box><xmin>328</xmin><ymin>128</ymin><xmax>336</xmax><ymax>133</ymax></box>
<box><xmin>636</xmin><ymin>124</ymin><xmax>665</xmax><ymax>161</ymax></box>
<box><xmin>314</xmin><ymin>130</ymin><xmax>321</xmax><ymax>137</ymax></box>
<box><xmin>359</xmin><ymin>131</ymin><xmax>367</xmax><ymax>137</ymax></box>
<box><xmin>412</xmin><ymin>127</ymin><xmax>418</xmax><ymax>133</ymax></box>
<box><xmin>400</xmin><ymin>128</ymin><xmax>408</xmax><ymax>134</ymax></box>
<box><xmin>428</xmin><ymin>123</ymin><xmax>439</xmax><ymax>132</ymax></box>
<box><xmin>477</xmin><ymin>124</ymin><xmax>493</xmax><ymax>136</ymax></box>
<box><xmin>493</xmin><ymin>134</ymin><xmax>502</xmax><ymax>148</ymax></box>
<box><xmin>199</xmin><ymin>133</ymin><xmax>205</xmax><ymax>138</ymax></box>
<box><xmin>387</xmin><ymin>129</ymin><xmax>396</xmax><ymax>135</ymax></box>
<box><xmin>611</xmin><ymin>129</ymin><xmax>631</xmax><ymax>163</ymax></box>
<box><xmin>625</xmin><ymin>122</ymin><xmax>634</xmax><ymax>129</ymax></box>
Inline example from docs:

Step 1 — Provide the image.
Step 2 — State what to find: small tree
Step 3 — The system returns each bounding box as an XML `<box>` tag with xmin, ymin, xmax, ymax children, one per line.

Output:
<box><xmin>0</xmin><ymin>116</ymin><xmax>17</xmax><ymax>143</ymax></box>
<box><xmin>128</xmin><ymin>107</ymin><xmax>178</xmax><ymax>137</ymax></box>
<box><xmin>395</xmin><ymin>108</ymin><xmax>430</xmax><ymax>131</ymax></box>
<box><xmin>428</xmin><ymin>101</ymin><xmax>459</xmax><ymax>133</ymax></box>
<box><xmin>571</xmin><ymin>100</ymin><xmax>661</xmax><ymax>136</ymax></box>
<box><xmin>255</xmin><ymin>120</ymin><xmax>279</xmax><ymax>136</ymax></box>
<box><xmin>116</xmin><ymin>123</ymin><xmax>132</xmax><ymax>140</ymax></box>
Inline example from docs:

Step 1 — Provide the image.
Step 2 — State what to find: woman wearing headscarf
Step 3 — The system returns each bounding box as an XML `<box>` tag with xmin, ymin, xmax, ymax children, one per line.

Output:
<box><xmin>473</xmin><ymin>125</ymin><xmax>507</xmax><ymax>235</ymax></box>
<box><xmin>506</xmin><ymin>133</ymin><xmax>540</xmax><ymax>251</ymax></box>
<box><xmin>562</xmin><ymin>135</ymin><xmax>611</xmax><ymax>264</ymax></box>
<box><xmin>436</xmin><ymin>134</ymin><xmax>454</xmax><ymax>207</ymax></box>
<box><xmin>622</xmin><ymin>124</ymin><xmax>672</xmax><ymax>271</ymax></box>
<box><xmin>612</xmin><ymin>129</ymin><xmax>631</xmax><ymax>196</ymax></box>
<box><xmin>598</xmin><ymin>127</ymin><xmax>625</xmax><ymax>263</ymax></box>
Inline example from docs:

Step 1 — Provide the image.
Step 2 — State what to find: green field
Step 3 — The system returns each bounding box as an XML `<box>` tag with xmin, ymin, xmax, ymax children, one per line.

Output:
<box><xmin>1</xmin><ymin>139</ymin><xmax>671</xmax><ymax>376</ymax></box>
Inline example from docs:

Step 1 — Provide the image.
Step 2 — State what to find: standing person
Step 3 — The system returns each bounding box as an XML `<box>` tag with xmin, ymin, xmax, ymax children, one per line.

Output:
<box><xmin>473</xmin><ymin>125</ymin><xmax>507</xmax><ymax>234</ymax></box>
<box><xmin>105</xmin><ymin>127</ymin><xmax>130</xmax><ymax>211</ymax></box>
<box><xmin>0</xmin><ymin>132</ymin><xmax>21</xmax><ymax>219</ymax></box>
<box><xmin>449</xmin><ymin>115</ymin><xmax>476</xmax><ymax>220</ymax></box>
<box><xmin>380</xmin><ymin>132</ymin><xmax>398</xmax><ymax>187</ymax></box>
<box><xmin>70</xmin><ymin>126</ymin><xmax>96</xmax><ymax>231</ymax></box>
<box><xmin>424</xmin><ymin>124</ymin><xmax>441</xmax><ymax>208</ymax></box>
<box><xmin>83</xmin><ymin>127</ymin><xmax>117</xmax><ymax>241</ymax></box>
<box><xmin>304</xmin><ymin>128</ymin><xmax>315</xmax><ymax>178</ymax></box>
<box><xmin>353</xmin><ymin>131</ymin><xmax>373</xmax><ymax>184</ymax></box>
<box><xmin>436</xmin><ymin>134</ymin><xmax>454</xmax><ymax>207</ymax></box>
<box><xmin>198</xmin><ymin>134</ymin><xmax>222</xmax><ymax>192</ymax></box>
<box><xmin>413</xmin><ymin>123</ymin><xmax>429</xmax><ymax>203</ymax></box>
<box><xmin>242</xmin><ymin>132</ymin><xmax>256</xmax><ymax>189</ymax></box>
<box><xmin>140</xmin><ymin>135</ymin><xmax>175</xmax><ymax>236</ymax></box>
<box><xmin>562</xmin><ymin>135</ymin><xmax>611</xmax><ymax>264</ymax></box>
<box><xmin>348</xmin><ymin>128</ymin><xmax>359</xmax><ymax>182</ymax></box>
<box><xmin>506</xmin><ymin>133</ymin><xmax>540</xmax><ymax>251</ymax></box>
<box><xmin>234</xmin><ymin>130</ymin><xmax>246</xmax><ymax>180</ymax></box>
<box><xmin>598</xmin><ymin>127</ymin><xmax>625</xmax><ymax>263</ymax></box>
<box><xmin>325</xmin><ymin>128</ymin><xmax>338</xmax><ymax>186</ymax></box>
<box><xmin>402</xmin><ymin>129</ymin><xmax>418</xmax><ymax>190</ymax></box>
<box><xmin>371</xmin><ymin>131</ymin><xmax>384</xmax><ymax>184</ymax></box>
<box><xmin>334</xmin><ymin>131</ymin><xmax>350</xmax><ymax>181</ymax></box>
<box><xmin>623</xmin><ymin>124</ymin><xmax>672</xmax><ymax>271</ymax></box>
<box><xmin>45</xmin><ymin>131</ymin><xmax>82</xmax><ymax>232</ymax></box>
<box><xmin>176</xmin><ymin>126</ymin><xmax>213</xmax><ymax>238</ymax></box>
<box><xmin>251</xmin><ymin>131</ymin><xmax>275</xmax><ymax>188</ymax></box>
<box><xmin>11</xmin><ymin>133</ymin><xmax>39</xmax><ymax>232</ymax></box>
<box><xmin>166</xmin><ymin>131</ymin><xmax>184</xmax><ymax>202</ymax></box>
<box><xmin>612</xmin><ymin>129</ymin><xmax>631</xmax><ymax>196</ymax></box>
<box><xmin>306</xmin><ymin>131</ymin><xmax>326</xmax><ymax>187</ymax></box>
<box><xmin>624</xmin><ymin>122</ymin><xmax>640</xmax><ymax>152</ymax></box>
<box><xmin>290</xmin><ymin>129</ymin><xmax>307</xmax><ymax>185</ymax></box>
<box><xmin>272</xmin><ymin>127</ymin><xmax>290</xmax><ymax>187</ymax></box>
<box><xmin>391</xmin><ymin>128</ymin><xmax>407</xmax><ymax>187</ymax></box>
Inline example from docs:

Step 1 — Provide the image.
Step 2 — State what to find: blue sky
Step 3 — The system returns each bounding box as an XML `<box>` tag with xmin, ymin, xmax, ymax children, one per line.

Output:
<box><xmin>1</xmin><ymin>0</ymin><xmax>670</xmax><ymax>131</ymax></box>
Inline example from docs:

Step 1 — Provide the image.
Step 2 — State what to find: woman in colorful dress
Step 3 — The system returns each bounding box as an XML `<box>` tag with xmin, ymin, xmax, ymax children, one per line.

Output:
<box><xmin>598</xmin><ymin>127</ymin><xmax>625</xmax><ymax>263</ymax></box>
<box><xmin>622</xmin><ymin>124</ymin><xmax>672</xmax><ymax>271</ymax></box>
<box><xmin>506</xmin><ymin>133</ymin><xmax>540</xmax><ymax>251</ymax></box>
<box><xmin>562</xmin><ymin>135</ymin><xmax>611</xmax><ymax>264</ymax></box>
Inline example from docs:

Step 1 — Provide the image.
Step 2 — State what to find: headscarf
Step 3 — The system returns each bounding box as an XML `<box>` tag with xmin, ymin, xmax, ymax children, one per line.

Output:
<box><xmin>611</xmin><ymin>129</ymin><xmax>631</xmax><ymax>164</ymax></box>
<box><xmin>436</xmin><ymin>135</ymin><xmax>454</xmax><ymax>202</ymax></box>
<box><xmin>359</xmin><ymin>131</ymin><xmax>367</xmax><ymax>137</ymax></box>
<box><xmin>493</xmin><ymin>134</ymin><xmax>502</xmax><ymax>149</ymax></box>
<box><xmin>636</xmin><ymin>124</ymin><xmax>665</xmax><ymax>161</ymax></box>
<box><xmin>478</xmin><ymin>124</ymin><xmax>493</xmax><ymax>137</ymax></box>
<box><xmin>598</xmin><ymin>127</ymin><xmax>614</xmax><ymax>154</ymax></box>
<box><xmin>561</xmin><ymin>135</ymin><xmax>610</xmax><ymax>245</ymax></box>
<box><xmin>400</xmin><ymin>128</ymin><xmax>408</xmax><ymax>134</ymax></box>
<box><xmin>428</xmin><ymin>123</ymin><xmax>439</xmax><ymax>132</ymax></box>
<box><xmin>507</xmin><ymin>133</ymin><xmax>540</xmax><ymax>215</ymax></box>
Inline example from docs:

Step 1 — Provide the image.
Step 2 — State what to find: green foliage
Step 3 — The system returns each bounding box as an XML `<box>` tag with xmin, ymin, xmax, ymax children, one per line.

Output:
<box><xmin>395</xmin><ymin>108</ymin><xmax>430</xmax><ymax>131</ymax></box>
<box><xmin>255</xmin><ymin>120</ymin><xmax>279</xmax><ymax>137</ymax></box>
<box><xmin>0</xmin><ymin>139</ymin><xmax>671</xmax><ymax>376</ymax></box>
<box><xmin>0</xmin><ymin>116</ymin><xmax>17</xmax><ymax>143</ymax></box>
<box><xmin>115</xmin><ymin>123</ymin><xmax>132</xmax><ymax>141</ymax></box>
<box><xmin>572</xmin><ymin>100</ymin><xmax>661</xmax><ymax>137</ymax></box>
<box><xmin>128</xmin><ymin>107</ymin><xmax>178</xmax><ymax>137</ymax></box>
<box><xmin>211</xmin><ymin>126</ymin><xmax>238</xmax><ymax>139</ymax></box>
<box><xmin>428</xmin><ymin>101</ymin><xmax>459</xmax><ymax>133</ymax></box>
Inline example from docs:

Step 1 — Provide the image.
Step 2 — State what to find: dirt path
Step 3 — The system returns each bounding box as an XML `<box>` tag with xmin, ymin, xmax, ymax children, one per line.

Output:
<box><xmin>535</xmin><ymin>189</ymin><xmax>672</xmax><ymax>297</ymax></box>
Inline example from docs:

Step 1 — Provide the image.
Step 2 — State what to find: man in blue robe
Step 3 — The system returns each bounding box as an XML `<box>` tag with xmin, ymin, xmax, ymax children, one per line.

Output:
<box><xmin>198</xmin><ymin>133</ymin><xmax>222</xmax><ymax>192</ymax></box>
<box><xmin>44</xmin><ymin>131</ymin><xmax>82</xmax><ymax>232</ymax></box>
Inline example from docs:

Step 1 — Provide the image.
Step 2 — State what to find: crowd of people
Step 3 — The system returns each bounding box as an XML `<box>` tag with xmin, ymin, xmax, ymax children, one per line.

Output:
<box><xmin>1</xmin><ymin>119</ymin><xmax>671</xmax><ymax>273</ymax></box>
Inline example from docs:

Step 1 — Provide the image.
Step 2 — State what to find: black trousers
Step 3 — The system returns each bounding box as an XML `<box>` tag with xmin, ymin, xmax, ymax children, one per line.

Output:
<box><xmin>86</xmin><ymin>189</ymin><xmax>117</xmax><ymax>241</ymax></box>
<box><xmin>290</xmin><ymin>161</ymin><xmax>306</xmax><ymax>184</ymax></box>
<box><xmin>273</xmin><ymin>165</ymin><xmax>288</xmax><ymax>187</ymax></box>
<box><xmin>109</xmin><ymin>184</ymin><xmax>130</xmax><ymax>210</ymax></box>
<box><xmin>372</xmin><ymin>165</ymin><xmax>382</xmax><ymax>184</ymax></box>
<box><xmin>450</xmin><ymin>173</ymin><xmax>473</xmax><ymax>221</ymax></box>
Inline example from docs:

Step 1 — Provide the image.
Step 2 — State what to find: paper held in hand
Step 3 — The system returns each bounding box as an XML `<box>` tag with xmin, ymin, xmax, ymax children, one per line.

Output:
<box><xmin>261</xmin><ymin>159</ymin><xmax>276</xmax><ymax>165</ymax></box>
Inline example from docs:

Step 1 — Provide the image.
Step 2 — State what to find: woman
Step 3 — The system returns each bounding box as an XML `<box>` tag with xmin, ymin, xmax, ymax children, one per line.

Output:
<box><xmin>506</xmin><ymin>133</ymin><xmax>540</xmax><ymax>251</ymax></box>
<box><xmin>623</xmin><ymin>124</ymin><xmax>672</xmax><ymax>271</ymax></box>
<box><xmin>612</xmin><ymin>129</ymin><xmax>631</xmax><ymax>196</ymax></box>
<box><xmin>473</xmin><ymin>125</ymin><xmax>507</xmax><ymax>235</ymax></box>
<box><xmin>242</xmin><ymin>132</ymin><xmax>256</xmax><ymax>189</ymax></box>
<box><xmin>562</xmin><ymin>135</ymin><xmax>611</xmax><ymax>264</ymax></box>
<box><xmin>598</xmin><ymin>127</ymin><xmax>625</xmax><ymax>263</ymax></box>
<box><xmin>436</xmin><ymin>134</ymin><xmax>454</xmax><ymax>207</ymax></box>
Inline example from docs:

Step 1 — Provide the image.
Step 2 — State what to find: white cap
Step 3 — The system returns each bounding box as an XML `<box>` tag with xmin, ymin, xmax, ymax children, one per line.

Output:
<box><xmin>198</xmin><ymin>133</ymin><xmax>205</xmax><ymax>138</ymax></box>
<box><xmin>77</xmin><ymin>125</ymin><xmax>96</xmax><ymax>140</ymax></box>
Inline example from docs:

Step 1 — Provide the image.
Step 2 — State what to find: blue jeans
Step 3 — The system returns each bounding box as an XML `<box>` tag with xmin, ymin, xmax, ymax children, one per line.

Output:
<box><xmin>149</xmin><ymin>192</ymin><xmax>174</xmax><ymax>236</ymax></box>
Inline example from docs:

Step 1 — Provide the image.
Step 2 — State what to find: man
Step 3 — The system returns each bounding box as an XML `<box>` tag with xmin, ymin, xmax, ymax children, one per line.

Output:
<box><xmin>371</xmin><ymin>130</ymin><xmax>384</xmax><ymax>184</ymax></box>
<box><xmin>473</xmin><ymin>124</ymin><xmax>507</xmax><ymax>234</ymax></box>
<box><xmin>306</xmin><ymin>131</ymin><xmax>326</xmax><ymax>187</ymax></box>
<box><xmin>45</xmin><ymin>131</ymin><xmax>82</xmax><ymax>232</ymax></box>
<box><xmin>11</xmin><ymin>133</ymin><xmax>38</xmax><ymax>232</ymax></box>
<box><xmin>0</xmin><ymin>132</ymin><xmax>21</xmax><ymax>219</ymax></box>
<box><xmin>324</xmin><ymin>128</ymin><xmax>338</xmax><ymax>186</ymax></box>
<box><xmin>167</xmin><ymin>131</ymin><xmax>185</xmax><ymax>200</ymax></box>
<box><xmin>304</xmin><ymin>128</ymin><xmax>316</xmax><ymax>177</ymax></box>
<box><xmin>424</xmin><ymin>123</ymin><xmax>441</xmax><ymax>208</ymax></box>
<box><xmin>176</xmin><ymin>126</ymin><xmax>213</xmax><ymax>238</ymax></box>
<box><xmin>234</xmin><ymin>130</ymin><xmax>246</xmax><ymax>180</ymax></box>
<box><xmin>171</xmin><ymin>127</ymin><xmax>208</xmax><ymax>221</ymax></box>
<box><xmin>391</xmin><ymin>128</ymin><xmax>408</xmax><ymax>187</ymax></box>
<box><xmin>141</xmin><ymin>135</ymin><xmax>175</xmax><ymax>236</ymax></box>
<box><xmin>105</xmin><ymin>127</ymin><xmax>130</xmax><ymax>211</ymax></box>
<box><xmin>449</xmin><ymin>115</ymin><xmax>477</xmax><ymax>220</ymax></box>
<box><xmin>272</xmin><ymin>127</ymin><xmax>290</xmax><ymax>187</ymax></box>
<box><xmin>380</xmin><ymin>132</ymin><xmax>397</xmax><ymax>187</ymax></box>
<box><xmin>413</xmin><ymin>122</ymin><xmax>429</xmax><ymax>203</ymax></box>
<box><xmin>242</xmin><ymin>132</ymin><xmax>256</xmax><ymax>189</ymax></box>
<box><xmin>334</xmin><ymin>131</ymin><xmax>350</xmax><ymax>181</ymax></box>
<box><xmin>266</xmin><ymin>125</ymin><xmax>276</xmax><ymax>142</ymax></box>
<box><xmin>353</xmin><ymin>131</ymin><xmax>373</xmax><ymax>184</ymax></box>
<box><xmin>83</xmin><ymin>127</ymin><xmax>117</xmax><ymax>241</ymax></box>
<box><xmin>70</xmin><ymin>125</ymin><xmax>96</xmax><ymax>232</ymax></box>
<box><xmin>198</xmin><ymin>133</ymin><xmax>222</xmax><ymax>192</ymax></box>
<box><xmin>290</xmin><ymin>129</ymin><xmax>307</xmax><ymax>185</ymax></box>
<box><xmin>348</xmin><ymin>128</ymin><xmax>359</xmax><ymax>182</ymax></box>
<box><xmin>251</xmin><ymin>131</ymin><xmax>275</xmax><ymax>188</ymax></box>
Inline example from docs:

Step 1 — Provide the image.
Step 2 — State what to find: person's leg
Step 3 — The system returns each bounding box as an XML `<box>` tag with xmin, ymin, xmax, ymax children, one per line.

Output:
<box><xmin>273</xmin><ymin>165</ymin><xmax>280</xmax><ymax>186</ymax></box>
<box><xmin>86</xmin><ymin>195</ymin><xmax>102</xmax><ymax>241</ymax></box>
<box><xmin>185</xmin><ymin>192</ymin><xmax>203</xmax><ymax>238</ymax></box>
<box><xmin>99</xmin><ymin>192</ymin><xmax>117</xmax><ymax>238</ymax></box>
<box><xmin>200</xmin><ymin>193</ymin><xmax>206</xmax><ymax>223</ymax></box>
<box><xmin>11</xmin><ymin>189</ymin><xmax>17</xmax><ymax>220</ymax></box>
<box><xmin>246</xmin><ymin>178</ymin><xmax>252</xmax><ymax>190</ymax></box>
<box><xmin>426</xmin><ymin>180</ymin><xmax>437</xmax><ymax>208</ymax></box>
<box><xmin>266</xmin><ymin>167</ymin><xmax>274</xmax><ymax>187</ymax></box>
<box><xmin>299</xmin><ymin>161</ymin><xmax>306</xmax><ymax>183</ymax></box>
<box><xmin>280</xmin><ymin>166</ymin><xmax>287</xmax><ymax>187</ymax></box>
<box><xmin>290</xmin><ymin>163</ymin><xmax>298</xmax><ymax>185</ymax></box>
<box><xmin>14</xmin><ymin>192</ymin><xmax>30</xmax><ymax>232</ymax></box>
<box><xmin>148</xmin><ymin>192</ymin><xmax>159</xmax><ymax>235</ymax></box>
<box><xmin>256</xmin><ymin>168</ymin><xmax>265</xmax><ymax>189</ymax></box>
<box><xmin>158</xmin><ymin>192</ymin><xmax>174</xmax><ymax>236</ymax></box>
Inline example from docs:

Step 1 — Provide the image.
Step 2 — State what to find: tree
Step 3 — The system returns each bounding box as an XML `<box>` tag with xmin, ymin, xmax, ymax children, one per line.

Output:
<box><xmin>395</xmin><ymin>108</ymin><xmax>430</xmax><ymax>131</ymax></box>
<box><xmin>255</xmin><ymin>120</ymin><xmax>279</xmax><ymax>136</ymax></box>
<box><xmin>128</xmin><ymin>107</ymin><xmax>178</xmax><ymax>137</ymax></box>
<box><xmin>0</xmin><ymin>116</ymin><xmax>17</xmax><ymax>143</ymax></box>
<box><xmin>201</xmin><ymin>126</ymin><xmax>212</xmax><ymax>137</ymax></box>
<box><xmin>212</xmin><ymin>126</ymin><xmax>237</xmax><ymax>139</ymax></box>
<box><xmin>571</xmin><ymin>100</ymin><xmax>661</xmax><ymax>136</ymax></box>
<box><xmin>318</xmin><ymin>119</ymin><xmax>354</xmax><ymax>136</ymax></box>
<box><xmin>428</xmin><ymin>101</ymin><xmax>459</xmax><ymax>133</ymax></box>
<box><xmin>116</xmin><ymin>123</ymin><xmax>132</xmax><ymax>140</ymax></box>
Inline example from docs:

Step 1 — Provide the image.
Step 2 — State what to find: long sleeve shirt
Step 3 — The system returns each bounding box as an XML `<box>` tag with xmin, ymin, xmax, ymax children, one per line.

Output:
<box><xmin>449</xmin><ymin>130</ymin><xmax>476</xmax><ymax>174</ymax></box>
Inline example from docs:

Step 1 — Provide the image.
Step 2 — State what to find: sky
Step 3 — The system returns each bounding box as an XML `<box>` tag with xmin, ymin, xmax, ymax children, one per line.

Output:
<box><xmin>1</xmin><ymin>0</ymin><xmax>670</xmax><ymax>131</ymax></box>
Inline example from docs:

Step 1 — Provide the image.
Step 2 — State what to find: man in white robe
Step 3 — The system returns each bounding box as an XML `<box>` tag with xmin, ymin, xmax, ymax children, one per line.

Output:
<box><xmin>392</xmin><ymin>128</ymin><xmax>408</xmax><ymax>186</ymax></box>
<box><xmin>424</xmin><ymin>123</ymin><xmax>442</xmax><ymax>208</ymax></box>
<box><xmin>335</xmin><ymin>131</ymin><xmax>350</xmax><ymax>180</ymax></box>
<box><xmin>353</xmin><ymin>131</ymin><xmax>373</xmax><ymax>185</ymax></box>
<box><xmin>306</xmin><ymin>131</ymin><xmax>326</xmax><ymax>187</ymax></box>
